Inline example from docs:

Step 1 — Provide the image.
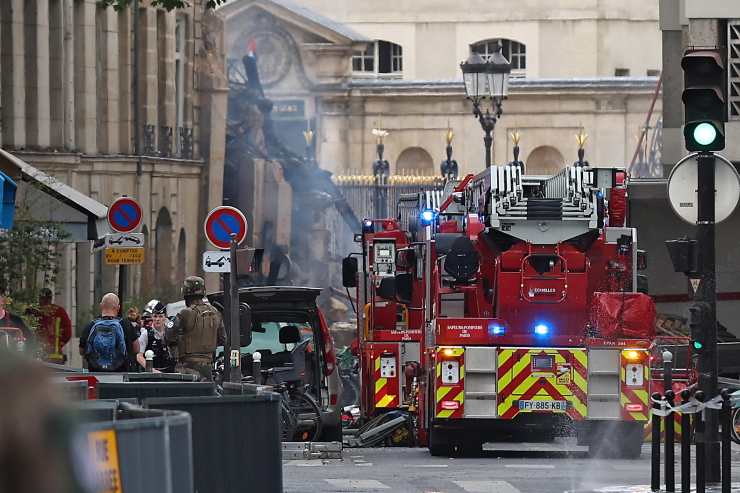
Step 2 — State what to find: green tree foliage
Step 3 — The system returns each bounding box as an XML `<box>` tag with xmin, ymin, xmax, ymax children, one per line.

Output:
<box><xmin>98</xmin><ymin>0</ymin><xmax>228</xmax><ymax>11</ymax></box>
<box><xmin>0</xmin><ymin>208</ymin><xmax>69</xmax><ymax>322</ymax></box>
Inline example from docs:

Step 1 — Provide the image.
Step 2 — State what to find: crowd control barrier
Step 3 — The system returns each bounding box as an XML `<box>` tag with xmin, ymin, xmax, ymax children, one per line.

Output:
<box><xmin>144</xmin><ymin>394</ymin><xmax>283</xmax><ymax>493</ymax></box>
<box><xmin>55</xmin><ymin>379</ymin><xmax>89</xmax><ymax>401</ymax></box>
<box><xmin>650</xmin><ymin>351</ymin><xmax>734</xmax><ymax>493</ymax></box>
<box><xmin>96</xmin><ymin>381</ymin><xmax>217</xmax><ymax>402</ymax></box>
<box><xmin>74</xmin><ymin>400</ymin><xmax>193</xmax><ymax>493</ymax></box>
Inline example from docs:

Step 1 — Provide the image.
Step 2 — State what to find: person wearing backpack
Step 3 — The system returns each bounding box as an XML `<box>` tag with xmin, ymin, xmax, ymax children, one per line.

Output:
<box><xmin>79</xmin><ymin>293</ymin><xmax>137</xmax><ymax>372</ymax></box>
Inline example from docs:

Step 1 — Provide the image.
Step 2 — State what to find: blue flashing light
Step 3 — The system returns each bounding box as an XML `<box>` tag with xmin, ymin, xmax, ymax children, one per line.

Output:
<box><xmin>489</xmin><ymin>323</ymin><xmax>505</xmax><ymax>336</ymax></box>
<box><xmin>420</xmin><ymin>209</ymin><xmax>435</xmax><ymax>225</ymax></box>
<box><xmin>362</xmin><ymin>219</ymin><xmax>373</xmax><ymax>232</ymax></box>
<box><xmin>534</xmin><ymin>323</ymin><xmax>550</xmax><ymax>336</ymax></box>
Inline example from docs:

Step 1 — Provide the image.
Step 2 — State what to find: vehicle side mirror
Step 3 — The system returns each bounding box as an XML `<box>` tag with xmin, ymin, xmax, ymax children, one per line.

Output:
<box><xmin>377</xmin><ymin>277</ymin><xmax>396</xmax><ymax>301</ymax></box>
<box><xmin>636</xmin><ymin>249</ymin><xmax>647</xmax><ymax>271</ymax></box>
<box><xmin>342</xmin><ymin>256</ymin><xmax>358</xmax><ymax>287</ymax></box>
<box><xmin>239</xmin><ymin>302</ymin><xmax>252</xmax><ymax>347</ymax></box>
<box><xmin>395</xmin><ymin>272</ymin><xmax>413</xmax><ymax>305</ymax></box>
<box><xmin>396</xmin><ymin>248</ymin><xmax>416</xmax><ymax>270</ymax></box>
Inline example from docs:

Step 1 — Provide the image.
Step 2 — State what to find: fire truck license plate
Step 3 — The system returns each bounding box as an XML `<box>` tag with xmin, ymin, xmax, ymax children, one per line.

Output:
<box><xmin>517</xmin><ymin>400</ymin><xmax>567</xmax><ymax>411</ymax></box>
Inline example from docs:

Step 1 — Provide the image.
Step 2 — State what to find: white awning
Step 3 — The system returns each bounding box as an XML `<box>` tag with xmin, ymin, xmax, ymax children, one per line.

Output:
<box><xmin>0</xmin><ymin>148</ymin><xmax>109</xmax><ymax>240</ymax></box>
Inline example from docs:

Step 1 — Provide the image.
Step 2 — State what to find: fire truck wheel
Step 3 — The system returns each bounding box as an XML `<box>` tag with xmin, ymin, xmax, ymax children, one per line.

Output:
<box><xmin>321</xmin><ymin>424</ymin><xmax>343</xmax><ymax>443</ymax></box>
<box><xmin>588</xmin><ymin>422</ymin><xmax>643</xmax><ymax>459</ymax></box>
<box><xmin>616</xmin><ymin>423</ymin><xmax>644</xmax><ymax>459</ymax></box>
<box><xmin>428</xmin><ymin>427</ymin><xmax>453</xmax><ymax>457</ymax></box>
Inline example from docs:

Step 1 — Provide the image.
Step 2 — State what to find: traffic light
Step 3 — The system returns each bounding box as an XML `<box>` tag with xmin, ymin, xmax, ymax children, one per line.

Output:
<box><xmin>681</xmin><ymin>48</ymin><xmax>726</xmax><ymax>152</ymax></box>
<box><xmin>688</xmin><ymin>302</ymin><xmax>711</xmax><ymax>354</ymax></box>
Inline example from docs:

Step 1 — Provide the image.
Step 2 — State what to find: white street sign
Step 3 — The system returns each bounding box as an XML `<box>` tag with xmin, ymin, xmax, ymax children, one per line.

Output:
<box><xmin>202</xmin><ymin>251</ymin><xmax>231</xmax><ymax>273</ymax></box>
<box><xmin>105</xmin><ymin>233</ymin><xmax>145</xmax><ymax>248</ymax></box>
<box><xmin>93</xmin><ymin>233</ymin><xmax>145</xmax><ymax>252</ymax></box>
<box><xmin>668</xmin><ymin>153</ymin><xmax>740</xmax><ymax>225</ymax></box>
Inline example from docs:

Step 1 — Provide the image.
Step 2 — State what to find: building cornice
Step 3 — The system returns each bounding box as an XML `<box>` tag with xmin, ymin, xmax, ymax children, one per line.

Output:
<box><xmin>346</xmin><ymin>77</ymin><xmax>661</xmax><ymax>97</ymax></box>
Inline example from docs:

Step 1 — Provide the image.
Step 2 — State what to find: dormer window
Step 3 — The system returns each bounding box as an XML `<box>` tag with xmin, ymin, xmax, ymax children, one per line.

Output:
<box><xmin>352</xmin><ymin>40</ymin><xmax>403</xmax><ymax>77</ymax></box>
<box><xmin>471</xmin><ymin>38</ymin><xmax>526</xmax><ymax>75</ymax></box>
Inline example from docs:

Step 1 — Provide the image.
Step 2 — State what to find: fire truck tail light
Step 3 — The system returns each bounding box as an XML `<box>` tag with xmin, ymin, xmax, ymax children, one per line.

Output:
<box><xmin>624</xmin><ymin>363</ymin><xmax>644</xmax><ymax>386</ymax></box>
<box><xmin>442</xmin><ymin>348</ymin><xmax>455</xmax><ymax>357</ymax></box>
<box><xmin>441</xmin><ymin>360</ymin><xmax>460</xmax><ymax>384</ymax></box>
<box><xmin>625</xmin><ymin>404</ymin><xmax>643</xmax><ymax>412</ymax></box>
<box><xmin>622</xmin><ymin>349</ymin><xmax>643</xmax><ymax>362</ymax></box>
<box><xmin>441</xmin><ymin>400</ymin><xmax>460</xmax><ymax>410</ymax></box>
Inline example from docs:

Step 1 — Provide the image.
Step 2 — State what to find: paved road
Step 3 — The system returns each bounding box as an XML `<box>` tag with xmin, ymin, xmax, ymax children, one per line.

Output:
<box><xmin>283</xmin><ymin>442</ymin><xmax>740</xmax><ymax>493</ymax></box>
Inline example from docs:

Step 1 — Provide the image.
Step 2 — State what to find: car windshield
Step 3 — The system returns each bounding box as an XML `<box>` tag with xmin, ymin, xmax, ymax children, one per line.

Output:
<box><xmin>244</xmin><ymin>320</ymin><xmax>314</xmax><ymax>355</ymax></box>
<box><xmin>214</xmin><ymin>311</ymin><xmax>316</xmax><ymax>355</ymax></box>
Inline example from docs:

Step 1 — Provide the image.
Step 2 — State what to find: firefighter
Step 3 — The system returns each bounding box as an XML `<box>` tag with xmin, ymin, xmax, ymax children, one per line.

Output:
<box><xmin>27</xmin><ymin>288</ymin><xmax>72</xmax><ymax>363</ymax></box>
<box><xmin>168</xmin><ymin>276</ymin><xmax>225</xmax><ymax>381</ymax></box>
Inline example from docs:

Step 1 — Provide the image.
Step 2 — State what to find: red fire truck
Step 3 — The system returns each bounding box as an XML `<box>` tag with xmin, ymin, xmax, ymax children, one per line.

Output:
<box><xmin>345</xmin><ymin>160</ymin><xmax>656</xmax><ymax>457</ymax></box>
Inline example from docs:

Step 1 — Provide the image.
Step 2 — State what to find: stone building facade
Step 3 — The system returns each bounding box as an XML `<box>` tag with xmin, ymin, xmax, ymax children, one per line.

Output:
<box><xmin>221</xmin><ymin>0</ymin><xmax>663</xmax><ymax>178</ymax></box>
<box><xmin>0</xmin><ymin>0</ymin><xmax>228</xmax><ymax>324</ymax></box>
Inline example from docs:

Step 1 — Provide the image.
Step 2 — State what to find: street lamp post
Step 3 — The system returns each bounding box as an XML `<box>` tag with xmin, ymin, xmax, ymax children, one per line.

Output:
<box><xmin>460</xmin><ymin>41</ymin><xmax>512</xmax><ymax>168</ymax></box>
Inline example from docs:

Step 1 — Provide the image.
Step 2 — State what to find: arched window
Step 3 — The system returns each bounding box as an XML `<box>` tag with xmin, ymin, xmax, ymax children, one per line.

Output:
<box><xmin>526</xmin><ymin>146</ymin><xmax>565</xmax><ymax>175</ymax></box>
<box><xmin>176</xmin><ymin>228</ymin><xmax>186</xmax><ymax>285</ymax></box>
<box><xmin>141</xmin><ymin>225</ymin><xmax>152</xmax><ymax>297</ymax></box>
<box><xmin>352</xmin><ymin>40</ymin><xmax>403</xmax><ymax>76</ymax></box>
<box><xmin>396</xmin><ymin>147</ymin><xmax>434</xmax><ymax>173</ymax></box>
<box><xmin>471</xmin><ymin>39</ymin><xmax>526</xmax><ymax>72</ymax></box>
<box><xmin>155</xmin><ymin>208</ymin><xmax>173</xmax><ymax>288</ymax></box>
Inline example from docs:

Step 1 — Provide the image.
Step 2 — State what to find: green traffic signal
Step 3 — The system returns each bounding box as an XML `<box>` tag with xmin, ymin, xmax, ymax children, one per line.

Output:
<box><xmin>692</xmin><ymin>340</ymin><xmax>704</xmax><ymax>351</ymax></box>
<box><xmin>693</xmin><ymin>122</ymin><xmax>717</xmax><ymax>146</ymax></box>
<box><xmin>683</xmin><ymin>120</ymin><xmax>725</xmax><ymax>152</ymax></box>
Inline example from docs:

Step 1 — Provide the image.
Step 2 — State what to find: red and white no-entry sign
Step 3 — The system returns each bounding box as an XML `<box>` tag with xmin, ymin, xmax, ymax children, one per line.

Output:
<box><xmin>107</xmin><ymin>197</ymin><xmax>143</xmax><ymax>233</ymax></box>
<box><xmin>204</xmin><ymin>206</ymin><xmax>248</xmax><ymax>250</ymax></box>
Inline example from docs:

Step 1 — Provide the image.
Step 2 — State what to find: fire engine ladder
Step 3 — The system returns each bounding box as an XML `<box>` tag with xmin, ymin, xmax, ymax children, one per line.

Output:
<box><xmin>487</xmin><ymin>164</ymin><xmax>599</xmax><ymax>244</ymax></box>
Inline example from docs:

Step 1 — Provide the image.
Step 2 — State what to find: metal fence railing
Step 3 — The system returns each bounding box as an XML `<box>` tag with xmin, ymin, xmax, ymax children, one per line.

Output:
<box><xmin>333</xmin><ymin>175</ymin><xmax>446</xmax><ymax>222</ymax></box>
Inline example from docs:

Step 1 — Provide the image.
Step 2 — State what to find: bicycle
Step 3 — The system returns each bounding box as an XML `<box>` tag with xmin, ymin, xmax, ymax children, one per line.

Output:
<box><xmin>262</xmin><ymin>367</ymin><xmax>323</xmax><ymax>442</ymax></box>
<box><xmin>732</xmin><ymin>407</ymin><xmax>740</xmax><ymax>445</ymax></box>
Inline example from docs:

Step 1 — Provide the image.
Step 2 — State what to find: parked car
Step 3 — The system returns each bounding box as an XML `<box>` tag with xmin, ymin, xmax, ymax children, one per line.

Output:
<box><xmin>208</xmin><ymin>286</ymin><xmax>343</xmax><ymax>442</ymax></box>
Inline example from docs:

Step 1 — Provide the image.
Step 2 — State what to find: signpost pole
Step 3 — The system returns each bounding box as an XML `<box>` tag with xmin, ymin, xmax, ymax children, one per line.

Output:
<box><xmin>696</xmin><ymin>152</ymin><xmax>719</xmax><ymax>482</ymax></box>
<box><xmin>222</xmin><ymin>271</ymin><xmax>231</xmax><ymax>379</ymax></box>
<box><xmin>229</xmin><ymin>236</ymin><xmax>241</xmax><ymax>384</ymax></box>
<box><xmin>118</xmin><ymin>265</ymin><xmax>127</xmax><ymax>313</ymax></box>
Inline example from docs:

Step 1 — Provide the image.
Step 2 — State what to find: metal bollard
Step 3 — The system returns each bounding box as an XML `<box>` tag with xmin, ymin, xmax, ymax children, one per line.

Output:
<box><xmin>721</xmin><ymin>389</ymin><xmax>730</xmax><ymax>493</ymax></box>
<box><xmin>252</xmin><ymin>351</ymin><xmax>262</xmax><ymax>384</ymax></box>
<box><xmin>681</xmin><ymin>389</ymin><xmax>691</xmax><ymax>493</ymax></box>
<box><xmin>651</xmin><ymin>391</ymin><xmax>662</xmax><ymax>492</ymax></box>
<box><xmin>695</xmin><ymin>390</ymin><xmax>706</xmax><ymax>493</ymax></box>
<box><xmin>665</xmin><ymin>389</ymin><xmax>676</xmax><ymax>492</ymax></box>
<box><xmin>145</xmin><ymin>350</ymin><xmax>154</xmax><ymax>373</ymax></box>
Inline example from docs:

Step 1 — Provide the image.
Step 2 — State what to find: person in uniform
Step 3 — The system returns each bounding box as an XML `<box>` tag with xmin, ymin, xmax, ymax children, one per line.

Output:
<box><xmin>168</xmin><ymin>276</ymin><xmax>224</xmax><ymax>381</ymax></box>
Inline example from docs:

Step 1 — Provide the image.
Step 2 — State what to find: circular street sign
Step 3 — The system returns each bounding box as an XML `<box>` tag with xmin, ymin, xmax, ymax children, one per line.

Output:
<box><xmin>204</xmin><ymin>206</ymin><xmax>248</xmax><ymax>250</ymax></box>
<box><xmin>667</xmin><ymin>153</ymin><xmax>740</xmax><ymax>225</ymax></box>
<box><xmin>107</xmin><ymin>196</ymin><xmax>143</xmax><ymax>233</ymax></box>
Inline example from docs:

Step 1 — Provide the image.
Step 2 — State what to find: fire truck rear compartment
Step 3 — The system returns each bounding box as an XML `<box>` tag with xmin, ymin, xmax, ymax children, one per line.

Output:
<box><xmin>430</xmin><ymin>346</ymin><xmax>645</xmax><ymax>457</ymax></box>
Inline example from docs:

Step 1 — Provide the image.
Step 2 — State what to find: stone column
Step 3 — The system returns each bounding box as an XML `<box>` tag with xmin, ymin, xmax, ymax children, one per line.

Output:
<box><xmin>140</xmin><ymin>6</ymin><xmax>159</xmax><ymax>153</ymax></box>
<box><xmin>49</xmin><ymin>0</ymin><xmax>65</xmax><ymax>147</ymax></box>
<box><xmin>1</xmin><ymin>0</ymin><xmax>26</xmax><ymax>148</ymax></box>
<box><xmin>63</xmin><ymin>0</ymin><xmax>75</xmax><ymax>150</ymax></box>
<box><xmin>25</xmin><ymin>0</ymin><xmax>51</xmax><ymax>149</ymax></box>
<box><xmin>96</xmin><ymin>7</ymin><xmax>120</xmax><ymax>154</ymax></box>
<box><xmin>73</xmin><ymin>0</ymin><xmax>97</xmax><ymax>154</ymax></box>
<box><xmin>118</xmin><ymin>6</ymin><xmax>132</xmax><ymax>155</ymax></box>
<box><xmin>158</xmin><ymin>10</ymin><xmax>176</xmax><ymax>157</ymax></box>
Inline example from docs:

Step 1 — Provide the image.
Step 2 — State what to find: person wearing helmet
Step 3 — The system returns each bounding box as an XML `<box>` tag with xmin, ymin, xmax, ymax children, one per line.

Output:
<box><xmin>167</xmin><ymin>276</ymin><xmax>224</xmax><ymax>381</ymax></box>
<box><xmin>136</xmin><ymin>301</ymin><xmax>175</xmax><ymax>372</ymax></box>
